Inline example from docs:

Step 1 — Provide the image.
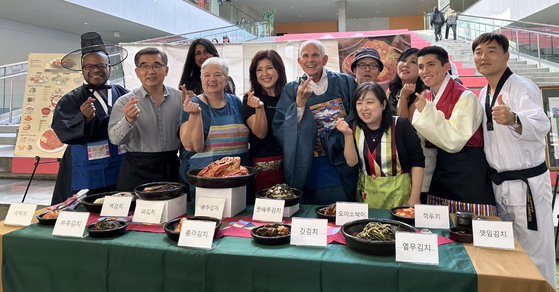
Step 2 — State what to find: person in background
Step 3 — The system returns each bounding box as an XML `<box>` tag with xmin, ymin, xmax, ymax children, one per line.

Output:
<box><xmin>212</xmin><ymin>38</ymin><xmax>219</xmax><ymax>44</ymax></box>
<box><xmin>179</xmin><ymin>57</ymin><xmax>249</xmax><ymax>199</ymax></box>
<box><xmin>431</xmin><ymin>6</ymin><xmax>444</xmax><ymax>42</ymax></box>
<box><xmin>473</xmin><ymin>32</ymin><xmax>556</xmax><ymax>289</ymax></box>
<box><xmin>108</xmin><ymin>48</ymin><xmax>182</xmax><ymax>191</ymax></box>
<box><xmin>412</xmin><ymin>46</ymin><xmax>496</xmax><ymax>215</ymax></box>
<box><xmin>272</xmin><ymin>39</ymin><xmax>358</xmax><ymax>205</ymax></box>
<box><xmin>445</xmin><ymin>7</ymin><xmax>458</xmax><ymax>41</ymax></box>
<box><xmin>448</xmin><ymin>60</ymin><xmax>463</xmax><ymax>84</ymax></box>
<box><xmin>351</xmin><ymin>47</ymin><xmax>383</xmax><ymax>85</ymax></box>
<box><xmin>178</xmin><ymin>38</ymin><xmax>235</xmax><ymax>96</ymax></box>
<box><xmin>336</xmin><ymin>82</ymin><xmax>424</xmax><ymax>208</ymax></box>
<box><xmin>51</xmin><ymin>32</ymin><xmax>129</xmax><ymax>204</ymax></box>
<box><xmin>223</xmin><ymin>35</ymin><xmax>230</xmax><ymax>43</ymax></box>
<box><xmin>386</xmin><ymin>48</ymin><xmax>428</xmax><ymax>121</ymax></box>
<box><xmin>243</xmin><ymin>50</ymin><xmax>287</xmax><ymax>197</ymax></box>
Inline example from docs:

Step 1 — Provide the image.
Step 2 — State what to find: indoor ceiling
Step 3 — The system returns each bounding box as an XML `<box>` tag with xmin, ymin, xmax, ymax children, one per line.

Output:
<box><xmin>0</xmin><ymin>0</ymin><xmax>170</xmax><ymax>43</ymax></box>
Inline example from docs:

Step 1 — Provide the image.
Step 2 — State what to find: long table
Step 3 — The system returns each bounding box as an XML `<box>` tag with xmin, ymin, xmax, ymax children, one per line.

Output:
<box><xmin>0</xmin><ymin>205</ymin><xmax>553</xmax><ymax>292</ymax></box>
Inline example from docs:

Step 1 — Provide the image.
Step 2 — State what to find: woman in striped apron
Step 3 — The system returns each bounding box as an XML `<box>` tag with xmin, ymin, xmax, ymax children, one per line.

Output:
<box><xmin>336</xmin><ymin>82</ymin><xmax>425</xmax><ymax>209</ymax></box>
<box><xmin>179</xmin><ymin>57</ymin><xmax>249</xmax><ymax>200</ymax></box>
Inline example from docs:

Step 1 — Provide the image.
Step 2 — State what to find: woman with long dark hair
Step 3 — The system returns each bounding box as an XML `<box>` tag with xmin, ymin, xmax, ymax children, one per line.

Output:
<box><xmin>387</xmin><ymin>48</ymin><xmax>428</xmax><ymax>121</ymax></box>
<box><xmin>243</xmin><ymin>50</ymin><xmax>287</xmax><ymax>195</ymax></box>
<box><xmin>336</xmin><ymin>82</ymin><xmax>424</xmax><ymax>208</ymax></box>
<box><xmin>178</xmin><ymin>38</ymin><xmax>235</xmax><ymax>96</ymax></box>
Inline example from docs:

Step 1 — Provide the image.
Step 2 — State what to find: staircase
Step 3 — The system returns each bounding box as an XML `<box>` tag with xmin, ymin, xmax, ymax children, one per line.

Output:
<box><xmin>411</xmin><ymin>30</ymin><xmax>559</xmax><ymax>95</ymax></box>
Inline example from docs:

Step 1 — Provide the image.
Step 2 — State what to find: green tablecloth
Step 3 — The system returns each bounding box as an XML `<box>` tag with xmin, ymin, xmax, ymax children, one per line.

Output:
<box><xmin>2</xmin><ymin>205</ymin><xmax>476</xmax><ymax>292</ymax></box>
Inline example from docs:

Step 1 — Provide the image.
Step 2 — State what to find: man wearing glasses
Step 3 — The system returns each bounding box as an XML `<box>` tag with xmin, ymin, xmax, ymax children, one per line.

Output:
<box><xmin>351</xmin><ymin>47</ymin><xmax>384</xmax><ymax>85</ymax></box>
<box><xmin>51</xmin><ymin>32</ymin><xmax>129</xmax><ymax>204</ymax></box>
<box><xmin>109</xmin><ymin>48</ymin><xmax>182</xmax><ymax>191</ymax></box>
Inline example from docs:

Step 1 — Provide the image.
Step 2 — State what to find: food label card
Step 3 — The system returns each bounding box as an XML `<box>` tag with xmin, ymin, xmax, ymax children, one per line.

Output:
<box><xmin>100</xmin><ymin>196</ymin><xmax>132</xmax><ymax>217</ymax></box>
<box><xmin>290</xmin><ymin>218</ymin><xmax>328</xmax><ymax>247</ymax></box>
<box><xmin>472</xmin><ymin>220</ymin><xmax>515</xmax><ymax>250</ymax></box>
<box><xmin>195</xmin><ymin>197</ymin><xmax>226</xmax><ymax>219</ymax></box>
<box><xmin>395</xmin><ymin>232</ymin><xmax>439</xmax><ymax>265</ymax></box>
<box><xmin>253</xmin><ymin>198</ymin><xmax>285</xmax><ymax>222</ymax></box>
<box><xmin>52</xmin><ymin>211</ymin><xmax>90</xmax><ymax>238</ymax></box>
<box><xmin>414</xmin><ymin>204</ymin><xmax>450</xmax><ymax>229</ymax></box>
<box><xmin>4</xmin><ymin>203</ymin><xmax>37</xmax><ymax>226</ymax></box>
<box><xmin>335</xmin><ymin>202</ymin><xmax>368</xmax><ymax>226</ymax></box>
<box><xmin>177</xmin><ymin>220</ymin><xmax>216</xmax><ymax>249</ymax></box>
<box><xmin>133</xmin><ymin>201</ymin><xmax>165</xmax><ymax>224</ymax></box>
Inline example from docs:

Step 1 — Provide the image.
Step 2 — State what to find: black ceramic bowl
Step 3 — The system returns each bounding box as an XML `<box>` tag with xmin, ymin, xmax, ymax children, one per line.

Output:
<box><xmin>186</xmin><ymin>167</ymin><xmax>258</xmax><ymax>189</ymax></box>
<box><xmin>389</xmin><ymin>206</ymin><xmax>415</xmax><ymax>224</ymax></box>
<box><xmin>163</xmin><ymin>216</ymin><xmax>222</xmax><ymax>242</ymax></box>
<box><xmin>86</xmin><ymin>220</ymin><xmax>127</xmax><ymax>238</ymax></box>
<box><xmin>81</xmin><ymin>191</ymin><xmax>137</xmax><ymax>213</ymax></box>
<box><xmin>36</xmin><ymin>211</ymin><xmax>58</xmax><ymax>225</ymax></box>
<box><xmin>342</xmin><ymin>219</ymin><xmax>415</xmax><ymax>255</ymax></box>
<box><xmin>449</xmin><ymin>227</ymin><xmax>473</xmax><ymax>243</ymax></box>
<box><xmin>251</xmin><ymin>224</ymin><xmax>291</xmax><ymax>245</ymax></box>
<box><xmin>134</xmin><ymin>182</ymin><xmax>185</xmax><ymax>200</ymax></box>
<box><xmin>315</xmin><ymin>205</ymin><xmax>336</xmax><ymax>222</ymax></box>
<box><xmin>254</xmin><ymin>188</ymin><xmax>303</xmax><ymax>207</ymax></box>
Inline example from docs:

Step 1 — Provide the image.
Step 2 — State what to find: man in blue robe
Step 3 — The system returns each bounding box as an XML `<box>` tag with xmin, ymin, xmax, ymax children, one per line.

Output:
<box><xmin>272</xmin><ymin>39</ymin><xmax>358</xmax><ymax>205</ymax></box>
<box><xmin>51</xmin><ymin>32</ymin><xmax>128</xmax><ymax>204</ymax></box>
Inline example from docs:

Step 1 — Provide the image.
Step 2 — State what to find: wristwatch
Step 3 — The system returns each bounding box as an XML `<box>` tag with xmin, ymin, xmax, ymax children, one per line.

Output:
<box><xmin>512</xmin><ymin>112</ymin><xmax>522</xmax><ymax>128</ymax></box>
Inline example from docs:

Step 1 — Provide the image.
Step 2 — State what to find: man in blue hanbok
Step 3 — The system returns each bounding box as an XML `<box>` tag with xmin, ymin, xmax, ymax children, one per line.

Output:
<box><xmin>272</xmin><ymin>40</ymin><xmax>358</xmax><ymax>204</ymax></box>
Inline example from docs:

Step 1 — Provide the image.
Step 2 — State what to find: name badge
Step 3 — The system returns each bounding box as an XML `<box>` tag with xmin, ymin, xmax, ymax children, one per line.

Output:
<box><xmin>52</xmin><ymin>211</ymin><xmax>90</xmax><ymax>238</ymax></box>
<box><xmin>100</xmin><ymin>196</ymin><xmax>132</xmax><ymax>217</ymax></box>
<box><xmin>87</xmin><ymin>140</ymin><xmax>110</xmax><ymax>160</ymax></box>
<box><xmin>133</xmin><ymin>201</ymin><xmax>165</xmax><ymax>224</ymax></box>
<box><xmin>396</xmin><ymin>232</ymin><xmax>439</xmax><ymax>265</ymax></box>
<box><xmin>4</xmin><ymin>203</ymin><xmax>37</xmax><ymax>226</ymax></box>
<box><xmin>195</xmin><ymin>197</ymin><xmax>226</xmax><ymax>219</ymax></box>
<box><xmin>414</xmin><ymin>204</ymin><xmax>450</xmax><ymax>229</ymax></box>
<box><xmin>177</xmin><ymin>220</ymin><xmax>216</xmax><ymax>249</ymax></box>
<box><xmin>472</xmin><ymin>220</ymin><xmax>515</xmax><ymax>250</ymax></box>
<box><xmin>253</xmin><ymin>198</ymin><xmax>285</xmax><ymax>222</ymax></box>
<box><xmin>290</xmin><ymin>217</ymin><xmax>328</xmax><ymax>247</ymax></box>
<box><xmin>335</xmin><ymin>202</ymin><xmax>368</xmax><ymax>226</ymax></box>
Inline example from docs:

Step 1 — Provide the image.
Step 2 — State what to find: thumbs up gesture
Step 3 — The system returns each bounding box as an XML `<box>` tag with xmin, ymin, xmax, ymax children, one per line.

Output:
<box><xmin>123</xmin><ymin>96</ymin><xmax>140</xmax><ymax>123</ymax></box>
<box><xmin>491</xmin><ymin>95</ymin><xmax>515</xmax><ymax>126</ymax></box>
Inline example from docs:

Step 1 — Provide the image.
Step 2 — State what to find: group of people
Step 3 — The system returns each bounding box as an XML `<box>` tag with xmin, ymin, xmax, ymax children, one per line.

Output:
<box><xmin>431</xmin><ymin>6</ymin><xmax>458</xmax><ymax>42</ymax></box>
<box><xmin>51</xmin><ymin>31</ymin><xmax>554</xmax><ymax>289</ymax></box>
<box><xmin>212</xmin><ymin>36</ymin><xmax>230</xmax><ymax>44</ymax></box>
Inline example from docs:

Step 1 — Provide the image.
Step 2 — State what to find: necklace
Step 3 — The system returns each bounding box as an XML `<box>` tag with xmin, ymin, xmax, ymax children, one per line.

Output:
<box><xmin>369</xmin><ymin>129</ymin><xmax>383</xmax><ymax>142</ymax></box>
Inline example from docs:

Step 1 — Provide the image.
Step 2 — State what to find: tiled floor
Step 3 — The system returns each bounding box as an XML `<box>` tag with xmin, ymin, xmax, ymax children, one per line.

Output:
<box><xmin>0</xmin><ymin>178</ymin><xmax>54</xmax><ymax>206</ymax></box>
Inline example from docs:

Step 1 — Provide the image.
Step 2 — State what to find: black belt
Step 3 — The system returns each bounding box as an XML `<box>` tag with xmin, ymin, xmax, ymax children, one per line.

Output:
<box><xmin>488</xmin><ymin>161</ymin><xmax>547</xmax><ymax>231</ymax></box>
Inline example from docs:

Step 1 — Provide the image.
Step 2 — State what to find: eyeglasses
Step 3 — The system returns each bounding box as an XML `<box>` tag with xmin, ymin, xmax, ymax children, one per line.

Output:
<box><xmin>357</xmin><ymin>63</ymin><xmax>379</xmax><ymax>70</ymax></box>
<box><xmin>137</xmin><ymin>63</ymin><xmax>166</xmax><ymax>71</ymax></box>
<box><xmin>82</xmin><ymin>64</ymin><xmax>109</xmax><ymax>71</ymax></box>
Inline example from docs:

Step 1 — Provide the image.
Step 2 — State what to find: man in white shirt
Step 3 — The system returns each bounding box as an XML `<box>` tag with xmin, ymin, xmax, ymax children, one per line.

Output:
<box><xmin>473</xmin><ymin>32</ymin><xmax>556</xmax><ymax>289</ymax></box>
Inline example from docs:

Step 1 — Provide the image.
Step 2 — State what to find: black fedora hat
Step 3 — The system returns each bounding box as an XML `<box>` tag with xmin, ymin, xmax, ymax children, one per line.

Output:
<box><xmin>61</xmin><ymin>32</ymin><xmax>128</xmax><ymax>71</ymax></box>
<box><xmin>351</xmin><ymin>47</ymin><xmax>384</xmax><ymax>73</ymax></box>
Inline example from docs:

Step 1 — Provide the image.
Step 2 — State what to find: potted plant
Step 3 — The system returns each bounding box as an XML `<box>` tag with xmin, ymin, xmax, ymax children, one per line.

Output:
<box><xmin>260</xmin><ymin>7</ymin><xmax>276</xmax><ymax>36</ymax></box>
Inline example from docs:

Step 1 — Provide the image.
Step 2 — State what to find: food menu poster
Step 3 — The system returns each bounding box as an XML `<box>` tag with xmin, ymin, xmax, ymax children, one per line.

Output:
<box><xmin>337</xmin><ymin>34</ymin><xmax>412</xmax><ymax>91</ymax></box>
<box><xmin>14</xmin><ymin>53</ymin><xmax>82</xmax><ymax>158</ymax></box>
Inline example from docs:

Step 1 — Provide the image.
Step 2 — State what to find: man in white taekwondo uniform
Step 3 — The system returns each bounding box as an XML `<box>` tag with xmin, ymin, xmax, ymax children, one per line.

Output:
<box><xmin>473</xmin><ymin>32</ymin><xmax>556</xmax><ymax>289</ymax></box>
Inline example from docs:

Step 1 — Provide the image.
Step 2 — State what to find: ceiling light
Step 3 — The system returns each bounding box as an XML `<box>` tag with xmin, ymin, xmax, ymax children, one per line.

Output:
<box><xmin>84</xmin><ymin>22</ymin><xmax>88</xmax><ymax>25</ymax></box>
<box><xmin>114</xmin><ymin>30</ymin><xmax>120</xmax><ymax>38</ymax></box>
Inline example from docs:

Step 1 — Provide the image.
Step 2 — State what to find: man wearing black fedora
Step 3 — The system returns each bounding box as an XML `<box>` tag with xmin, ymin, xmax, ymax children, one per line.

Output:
<box><xmin>50</xmin><ymin>32</ymin><xmax>129</xmax><ymax>204</ymax></box>
<box><xmin>351</xmin><ymin>47</ymin><xmax>384</xmax><ymax>85</ymax></box>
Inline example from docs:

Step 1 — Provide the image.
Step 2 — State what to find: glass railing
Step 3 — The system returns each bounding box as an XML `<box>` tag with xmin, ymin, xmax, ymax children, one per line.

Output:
<box><xmin>424</xmin><ymin>11</ymin><xmax>559</xmax><ymax>67</ymax></box>
<box><xmin>0</xmin><ymin>62</ymin><xmax>27</xmax><ymax>124</ymax></box>
<box><xmin>139</xmin><ymin>21</ymin><xmax>271</xmax><ymax>44</ymax></box>
<box><xmin>0</xmin><ymin>61</ymin><xmax>124</xmax><ymax>125</ymax></box>
<box><xmin>456</xmin><ymin>14</ymin><xmax>559</xmax><ymax>66</ymax></box>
